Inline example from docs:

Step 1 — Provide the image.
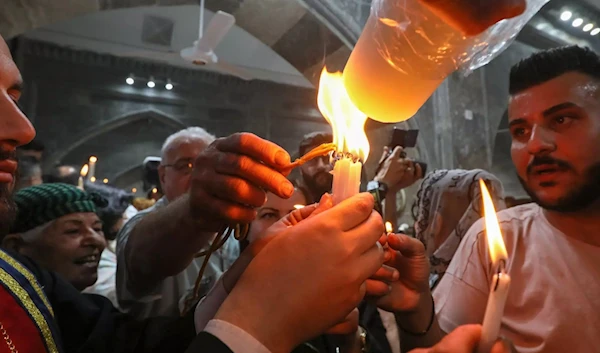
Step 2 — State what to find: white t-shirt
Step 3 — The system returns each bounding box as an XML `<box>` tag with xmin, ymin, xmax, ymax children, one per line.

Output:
<box><xmin>116</xmin><ymin>197</ymin><xmax>239</xmax><ymax>319</ymax></box>
<box><xmin>434</xmin><ymin>203</ymin><xmax>600</xmax><ymax>353</ymax></box>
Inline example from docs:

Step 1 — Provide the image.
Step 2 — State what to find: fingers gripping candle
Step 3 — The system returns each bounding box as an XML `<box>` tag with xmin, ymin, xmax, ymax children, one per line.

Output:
<box><xmin>317</xmin><ymin>68</ymin><xmax>370</xmax><ymax>205</ymax></box>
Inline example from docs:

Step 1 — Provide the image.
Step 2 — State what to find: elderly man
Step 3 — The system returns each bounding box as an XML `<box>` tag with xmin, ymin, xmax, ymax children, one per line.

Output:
<box><xmin>116</xmin><ymin>127</ymin><xmax>239</xmax><ymax>318</ymax></box>
<box><xmin>3</xmin><ymin>183</ymin><xmax>107</xmax><ymax>291</ymax></box>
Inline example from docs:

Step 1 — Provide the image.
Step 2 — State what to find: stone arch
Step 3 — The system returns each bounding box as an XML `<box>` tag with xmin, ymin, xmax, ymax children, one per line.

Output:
<box><xmin>44</xmin><ymin>108</ymin><xmax>185</xmax><ymax>170</ymax></box>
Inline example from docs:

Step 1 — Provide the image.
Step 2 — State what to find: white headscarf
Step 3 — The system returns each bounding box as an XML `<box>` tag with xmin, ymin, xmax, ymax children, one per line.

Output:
<box><xmin>413</xmin><ymin>169</ymin><xmax>506</xmax><ymax>288</ymax></box>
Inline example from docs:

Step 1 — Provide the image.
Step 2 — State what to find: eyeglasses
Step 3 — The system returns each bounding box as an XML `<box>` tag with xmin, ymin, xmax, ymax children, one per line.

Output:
<box><xmin>162</xmin><ymin>159</ymin><xmax>194</xmax><ymax>175</ymax></box>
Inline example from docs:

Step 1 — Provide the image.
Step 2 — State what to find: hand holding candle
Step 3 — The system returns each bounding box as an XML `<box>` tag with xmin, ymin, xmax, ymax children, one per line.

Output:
<box><xmin>477</xmin><ymin>179</ymin><xmax>511</xmax><ymax>353</ymax></box>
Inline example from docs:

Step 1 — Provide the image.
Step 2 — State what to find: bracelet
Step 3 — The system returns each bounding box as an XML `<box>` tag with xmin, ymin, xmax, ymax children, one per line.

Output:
<box><xmin>397</xmin><ymin>295</ymin><xmax>435</xmax><ymax>336</ymax></box>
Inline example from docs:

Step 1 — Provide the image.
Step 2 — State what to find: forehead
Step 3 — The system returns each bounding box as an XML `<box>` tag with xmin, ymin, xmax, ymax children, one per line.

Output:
<box><xmin>55</xmin><ymin>212</ymin><xmax>100</xmax><ymax>224</ymax></box>
<box><xmin>0</xmin><ymin>40</ymin><xmax>20</xmax><ymax>87</ymax></box>
<box><xmin>164</xmin><ymin>139</ymin><xmax>208</xmax><ymax>161</ymax></box>
<box><xmin>264</xmin><ymin>189</ymin><xmax>307</xmax><ymax>210</ymax></box>
<box><xmin>508</xmin><ymin>72</ymin><xmax>600</xmax><ymax>121</ymax></box>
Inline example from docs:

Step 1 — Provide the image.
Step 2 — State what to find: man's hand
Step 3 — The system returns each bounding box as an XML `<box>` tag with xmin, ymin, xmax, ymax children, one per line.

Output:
<box><xmin>375</xmin><ymin>147</ymin><xmax>423</xmax><ymax>193</ymax></box>
<box><xmin>370</xmin><ymin>233</ymin><xmax>430</xmax><ymax>313</ymax></box>
<box><xmin>189</xmin><ymin>133</ymin><xmax>295</xmax><ymax>230</ymax></box>
<box><xmin>215</xmin><ymin>193</ymin><xmax>386</xmax><ymax>353</ymax></box>
<box><xmin>409</xmin><ymin>325</ymin><xmax>516</xmax><ymax>353</ymax></box>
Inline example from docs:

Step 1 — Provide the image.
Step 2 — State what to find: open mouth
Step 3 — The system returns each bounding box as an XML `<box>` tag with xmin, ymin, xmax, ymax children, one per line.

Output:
<box><xmin>74</xmin><ymin>254</ymin><xmax>100</xmax><ymax>266</ymax></box>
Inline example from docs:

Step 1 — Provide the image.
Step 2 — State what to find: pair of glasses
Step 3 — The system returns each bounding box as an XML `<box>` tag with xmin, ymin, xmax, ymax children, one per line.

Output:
<box><xmin>163</xmin><ymin>159</ymin><xmax>194</xmax><ymax>175</ymax></box>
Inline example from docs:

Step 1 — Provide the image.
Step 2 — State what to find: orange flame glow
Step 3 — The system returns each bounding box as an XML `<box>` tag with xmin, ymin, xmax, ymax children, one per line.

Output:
<box><xmin>479</xmin><ymin>179</ymin><xmax>508</xmax><ymax>265</ymax></box>
<box><xmin>385</xmin><ymin>221</ymin><xmax>393</xmax><ymax>234</ymax></box>
<box><xmin>80</xmin><ymin>164</ymin><xmax>89</xmax><ymax>177</ymax></box>
<box><xmin>317</xmin><ymin>68</ymin><xmax>370</xmax><ymax>162</ymax></box>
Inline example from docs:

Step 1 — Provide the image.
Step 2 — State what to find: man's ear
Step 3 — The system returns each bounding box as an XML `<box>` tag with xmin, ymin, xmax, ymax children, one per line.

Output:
<box><xmin>2</xmin><ymin>234</ymin><xmax>25</xmax><ymax>253</ymax></box>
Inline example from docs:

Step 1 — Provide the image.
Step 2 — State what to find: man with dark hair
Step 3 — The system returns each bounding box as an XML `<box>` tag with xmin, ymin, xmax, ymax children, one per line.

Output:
<box><xmin>375</xmin><ymin>45</ymin><xmax>600</xmax><ymax>353</ymax></box>
<box><xmin>43</xmin><ymin>164</ymin><xmax>79</xmax><ymax>185</ymax></box>
<box><xmin>15</xmin><ymin>155</ymin><xmax>42</xmax><ymax>190</ymax></box>
<box><xmin>17</xmin><ymin>139</ymin><xmax>45</xmax><ymax>161</ymax></box>
<box><xmin>297</xmin><ymin>131</ymin><xmax>335</xmax><ymax>203</ymax></box>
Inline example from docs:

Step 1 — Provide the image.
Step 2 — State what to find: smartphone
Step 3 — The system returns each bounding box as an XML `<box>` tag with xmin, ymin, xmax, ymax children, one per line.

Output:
<box><xmin>389</xmin><ymin>128</ymin><xmax>419</xmax><ymax>149</ymax></box>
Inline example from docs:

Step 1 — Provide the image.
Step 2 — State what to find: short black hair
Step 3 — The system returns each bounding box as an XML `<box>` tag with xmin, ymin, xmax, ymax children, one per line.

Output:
<box><xmin>298</xmin><ymin>131</ymin><xmax>333</xmax><ymax>157</ymax></box>
<box><xmin>43</xmin><ymin>164</ymin><xmax>79</xmax><ymax>186</ymax></box>
<box><xmin>84</xmin><ymin>182</ymin><xmax>134</xmax><ymax>240</ymax></box>
<box><xmin>509</xmin><ymin>46</ymin><xmax>600</xmax><ymax>95</ymax></box>
<box><xmin>16</xmin><ymin>156</ymin><xmax>41</xmax><ymax>179</ymax></box>
<box><xmin>20</xmin><ymin>139</ymin><xmax>45</xmax><ymax>152</ymax></box>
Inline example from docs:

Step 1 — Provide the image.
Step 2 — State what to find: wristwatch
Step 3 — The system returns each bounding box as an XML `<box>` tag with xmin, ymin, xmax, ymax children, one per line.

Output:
<box><xmin>367</xmin><ymin>180</ymin><xmax>388</xmax><ymax>201</ymax></box>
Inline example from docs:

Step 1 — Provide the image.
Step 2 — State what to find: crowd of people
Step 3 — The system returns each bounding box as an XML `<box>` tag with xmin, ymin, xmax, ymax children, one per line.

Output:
<box><xmin>0</xmin><ymin>32</ymin><xmax>599</xmax><ymax>353</ymax></box>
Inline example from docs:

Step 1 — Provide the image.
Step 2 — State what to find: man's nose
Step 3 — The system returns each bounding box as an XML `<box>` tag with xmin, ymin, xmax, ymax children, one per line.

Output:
<box><xmin>526</xmin><ymin>125</ymin><xmax>555</xmax><ymax>156</ymax></box>
<box><xmin>83</xmin><ymin>229</ymin><xmax>107</xmax><ymax>250</ymax></box>
<box><xmin>0</xmin><ymin>98</ymin><xmax>35</xmax><ymax>149</ymax></box>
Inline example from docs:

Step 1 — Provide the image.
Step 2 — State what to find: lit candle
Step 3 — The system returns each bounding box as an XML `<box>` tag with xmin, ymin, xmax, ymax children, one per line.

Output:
<box><xmin>317</xmin><ymin>68</ymin><xmax>370</xmax><ymax>204</ymax></box>
<box><xmin>78</xmin><ymin>164</ymin><xmax>89</xmax><ymax>190</ymax></box>
<box><xmin>477</xmin><ymin>179</ymin><xmax>511</xmax><ymax>353</ymax></box>
<box><xmin>88</xmin><ymin>156</ymin><xmax>97</xmax><ymax>180</ymax></box>
<box><xmin>385</xmin><ymin>221</ymin><xmax>393</xmax><ymax>234</ymax></box>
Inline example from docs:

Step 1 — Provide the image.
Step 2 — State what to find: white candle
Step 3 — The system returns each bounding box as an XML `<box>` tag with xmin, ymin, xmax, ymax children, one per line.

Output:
<box><xmin>476</xmin><ymin>179</ymin><xmax>511</xmax><ymax>353</ymax></box>
<box><xmin>88</xmin><ymin>156</ymin><xmax>97</xmax><ymax>180</ymax></box>
<box><xmin>332</xmin><ymin>155</ymin><xmax>362</xmax><ymax>205</ymax></box>
<box><xmin>78</xmin><ymin>164</ymin><xmax>89</xmax><ymax>191</ymax></box>
<box><xmin>477</xmin><ymin>269</ymin><xmax>511</xmax><ymax>353</ymax></box>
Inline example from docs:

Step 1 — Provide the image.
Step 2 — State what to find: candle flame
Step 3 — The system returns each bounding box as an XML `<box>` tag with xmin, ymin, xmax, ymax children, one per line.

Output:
<box><xmin>385</xmin><ymin>221</ymin><xmax>393</xmax><ymax>234</ymax></box>
<box><xmin>317</xmin><ymin>68</ymin><xmax>370</xmax><ymax>162</ymax></box>
<box><xmin>479</xmin><ymin>179</ymin><xmax>508</xmax><ymax>265</ymax></box>
<box><xmin>80</xmin><ymin>164</ymin><xmax>89</xmax><ymax>177</ymax></box>
<box><xmin>89</xmin><ymin>156</ymin><xmax>98</xmax><ymax>163</ymax></box>
<box><xmin>293</xmin><ymin>204</ymin><xmax>305</xmax><ymax>210</ymax></box>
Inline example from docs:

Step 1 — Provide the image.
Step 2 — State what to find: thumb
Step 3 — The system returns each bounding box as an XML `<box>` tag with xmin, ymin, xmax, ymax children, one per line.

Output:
<box><xmin>284</xmin><ymin>193</ymin><xmax>333</xmax><ymax>225</ymax></box>
<box><xmin>387</xmin><ymin>233</ymin><xmax>425</xmax><ymax>257</ymax></box>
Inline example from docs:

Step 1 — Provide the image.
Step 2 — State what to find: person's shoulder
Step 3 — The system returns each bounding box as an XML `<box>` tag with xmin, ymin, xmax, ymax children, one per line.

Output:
<box><xmin>496</xmin><ymin>203</ymin><xmax>539</xmax><ymax>222</ymax></box>
<box><xmin>467</xmin><ymin>203</ymin><xmax>539</xmax><ymax>234</ymax></box>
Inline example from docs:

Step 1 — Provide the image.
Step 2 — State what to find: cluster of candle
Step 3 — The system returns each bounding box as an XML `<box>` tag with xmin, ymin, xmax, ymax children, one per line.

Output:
<box><xmin>77</xmin><ymin>156</ymin><xmax>107</xmax><ymax>189</ymax></box>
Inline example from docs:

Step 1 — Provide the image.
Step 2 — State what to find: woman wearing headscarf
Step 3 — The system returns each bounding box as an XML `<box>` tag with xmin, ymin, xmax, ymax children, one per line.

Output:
<box><xmin>412</xmin><ymin>169</ymin><xmax>506</xmax><ymax>289</ymax></box>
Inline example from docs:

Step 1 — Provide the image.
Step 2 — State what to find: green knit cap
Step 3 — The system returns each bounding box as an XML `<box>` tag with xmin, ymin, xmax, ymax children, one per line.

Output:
<box><xmin>12</xmin><ymin>183</ymin><xmax>107</xmax><ymax>234</ymax></box>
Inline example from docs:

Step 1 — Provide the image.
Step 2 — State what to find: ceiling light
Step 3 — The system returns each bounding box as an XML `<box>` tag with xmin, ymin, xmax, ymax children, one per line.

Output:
<box><xmin>583</xmin><ymin>23</ymin><xmax>594</xmax><ymax>32</ymax></box>
<box><xmin>560</xmin><ymin>11</ymin><xmax>572</xmax><ymax>21</ymax></box>
<box><xmin>126</xmin><ymin>76</ymin><xmax>134</xmax><ymax>85</ymax></box>
<box><xmin>572</xmin><ymin>18</ymin><xmax>583</xmax><ymax>27</ymax></box>
<box><xmin>147</xmin><ymin>77</ymin><xmax>155</xmax><ymax>88</ymax></box>
<box><xmin>165</xmin><ymin>80</ymin><xmax>173</xmax><ymax>90</ymax></box>
<box><xmin>132</xmin><ymin>188</ymin><xmax>137</xmax><ymax>193</ymax></box>
<box><xmin>591</xmin><ymin>28</ymin><xmax>600</xmax><ymax>36</ymax></box>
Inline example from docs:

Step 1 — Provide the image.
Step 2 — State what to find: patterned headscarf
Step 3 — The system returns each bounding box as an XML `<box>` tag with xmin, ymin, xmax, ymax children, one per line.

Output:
<box><xmin>12</xmin><ymin>183</ymin><xmax>106</xmax><ymax>234</ymax></box>
<box><xmin>413</xmin><ymin>169</ymin><xmax>505</xmax><ymax>288</ymax></box>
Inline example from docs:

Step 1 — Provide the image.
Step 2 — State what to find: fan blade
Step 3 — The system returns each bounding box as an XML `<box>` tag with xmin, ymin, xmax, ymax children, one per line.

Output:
<box><xmin>197</xmin><ymin>11</ymin><xmax>235</xmax><ymax>51</ymax></box>
<box><xmin>212</xmin><ymin>61</ymin><xmax>254</xmax><ymax>81</ymax></box>
<box><xmin>120</xmin><ymin>50</ymin><xmax>180</xmax><ymax>62</ymax></box>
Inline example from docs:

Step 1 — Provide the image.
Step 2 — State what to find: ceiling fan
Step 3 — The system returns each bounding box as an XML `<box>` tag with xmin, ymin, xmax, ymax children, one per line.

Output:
<box><xmin>121</xmin><ymin>0</ymin><xmax>254</xmax><ymax>80</ymax></box>
<box><xmin>180</xmin><ymin>0</ymin><xmax>254</xmax><ymax>80</ymax></box>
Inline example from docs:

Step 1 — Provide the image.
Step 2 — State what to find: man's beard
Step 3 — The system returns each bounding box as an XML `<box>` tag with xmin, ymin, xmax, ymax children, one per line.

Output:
<box><xmin>518</xmin><ymin>157</ymin><xmax>600</xmax><ymax>213</ymax></box>
<box><xmin>302</xmin><ymin>170</ymin><xmax>332</xmax><ymax>199</ymax></box>
<box><xmin>0</xmin><ymin>183</ymin><xmax>16</xmax><ymax>237</ymax></box>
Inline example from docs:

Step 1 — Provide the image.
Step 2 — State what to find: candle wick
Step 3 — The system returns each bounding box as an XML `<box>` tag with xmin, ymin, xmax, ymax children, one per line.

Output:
<box><xmin>493</xmin><ymin>259</ymin><xmax>507</xmax><ymax>291</ymax></box>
